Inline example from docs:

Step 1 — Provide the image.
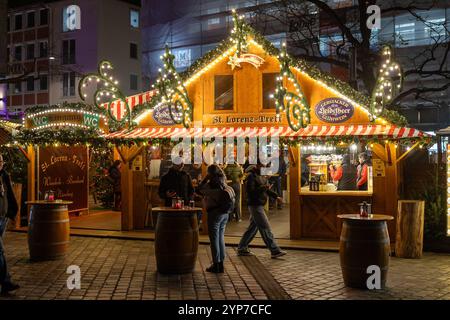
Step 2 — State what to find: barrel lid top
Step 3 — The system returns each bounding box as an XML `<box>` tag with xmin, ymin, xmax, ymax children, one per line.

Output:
<box><xmin>26</xmin><ymin>200</ymin><xmax>73</xmax><ymax>205</ymax></box>
<box><xmin>152</xmin><ymin>207</ymin><xmax>203</xmax><ymax>212</ymax></box>
<box><xmin>337</xmin><ymin>214</ymin><xmax>394</xmax><ymax>221</ymax></box>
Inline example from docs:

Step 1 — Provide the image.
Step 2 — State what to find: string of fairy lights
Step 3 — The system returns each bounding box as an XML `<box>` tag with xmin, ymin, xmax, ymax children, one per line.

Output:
<box><xmin>273</xmin><ymin>43</ymin><xmax>311</xmax><ymax>131</ymax></box>
<box><xmin>78</xmin><ymin>60</ymin><xmax>132</xmax><ymax>130</ymax></box>
<box><xmin>370</xmin><ymin>45</ymin><xmax>403</xmax><ymax>118</ymax></box>
<box><xmin>9</xmin><ymin>10</ymin><xmax>432</xmax><ymax>150</ymax></box>
<box><xmin>150</xmin><ymin>45</ymin><xmax>193</xmax><ymax>128</ymax></box>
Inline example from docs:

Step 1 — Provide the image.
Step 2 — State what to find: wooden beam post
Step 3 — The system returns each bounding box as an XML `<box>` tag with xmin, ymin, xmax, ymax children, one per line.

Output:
<box><xmin>27</xmin><ymin>145</ymin><xmax>36</xmax><ymax>224</ymax></box>
<box><xmin>289</xmin><ymin>145</ymin><xmax>301</xmax><ymax>239</ymax></box>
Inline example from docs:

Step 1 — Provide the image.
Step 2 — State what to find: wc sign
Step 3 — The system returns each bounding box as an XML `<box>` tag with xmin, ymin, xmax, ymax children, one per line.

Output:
<box><xmin>63</xmin><ymin>5</ymin><xmax>81</xmax><ymax>32</ymax></box>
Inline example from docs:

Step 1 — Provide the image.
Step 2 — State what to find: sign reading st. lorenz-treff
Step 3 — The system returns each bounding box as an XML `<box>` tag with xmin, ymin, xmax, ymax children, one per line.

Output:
<box><xmin>315</xmin><ymin>98</ymin><xmax>355</xmax><ymax>123</ymax></box>
<box><xmin>38</xmin><ymin>146</ymin><xmax>88</xmax><ymax>212</ymax></box>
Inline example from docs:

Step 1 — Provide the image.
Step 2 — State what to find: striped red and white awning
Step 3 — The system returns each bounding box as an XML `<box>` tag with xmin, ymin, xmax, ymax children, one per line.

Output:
<box><xmin>104</xmin><ymin>125</ymin><xmax>425</xmax><ymax>140</ymax></box>
<box><xmin>101</xmin><ymin>90</ymin><xmax>156</xmax><ymax>121</ymax></box>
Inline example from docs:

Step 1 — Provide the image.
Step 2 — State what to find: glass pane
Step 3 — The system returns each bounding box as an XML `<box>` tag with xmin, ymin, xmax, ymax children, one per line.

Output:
<box><xmin>27</xmin><ymin>12</ymin><xmax>35</xmax><ymax>28</ymax></box>
<box><xmin>63</xmin><ymin>73</ymin><xmax>68</xmax><ymax>96</ymax></box>
<box><xmin>214</xmin><ymin>75</ymin><xmax>233</xmax><ymax>110</ymax></box>
<box><xmin>70</xmin><ymin>72</ymin><xmax>75</xmax><ymax>96</ymax></box>
<box><xmin>40</xmin><ymin>75</ymin><xmax>48</xmax><ymax>91</ymax></box>
<box><xmin>263</xmin><ymin>73</ymin><xmax>277</xmax><ymax>109</ymax></box>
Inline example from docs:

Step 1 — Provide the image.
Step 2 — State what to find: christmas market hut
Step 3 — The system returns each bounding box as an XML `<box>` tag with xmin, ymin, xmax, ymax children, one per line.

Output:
<box><xmin>77</xmin><ymin>12</ymin><xmax>432</xmax><ymax>242</ymax></box>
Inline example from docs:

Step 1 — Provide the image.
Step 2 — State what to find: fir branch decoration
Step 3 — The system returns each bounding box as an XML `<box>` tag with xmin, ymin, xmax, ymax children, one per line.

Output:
<box><xmin>79</xmin><ymin>60</ymin><xmax>132</xmax><ymax>129</ymax></box>
<box><xmin>151</xmin><ymin>45</ymin><xmax>193</xmax><ymax>128</ymax></box>
<box><xmin>274</xmin><ymin>43</ymin><xmax>311</xmax><ymax>131</ymax></box>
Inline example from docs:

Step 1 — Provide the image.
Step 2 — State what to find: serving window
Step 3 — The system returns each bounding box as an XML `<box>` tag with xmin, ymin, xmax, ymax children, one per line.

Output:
<box><xmin>262</xmin><ymin>73</ymin><xmax>277</xmax><ymax>109</ymax></box>
<box><xmin>299</xmin><ymin>143</ymin><xmax>373</xmax><ymax>194</ymax></box>
<box><xmin>214</xmin><ymin>75</ymin><xmax>234</xmax><ymax>110</ymax></box>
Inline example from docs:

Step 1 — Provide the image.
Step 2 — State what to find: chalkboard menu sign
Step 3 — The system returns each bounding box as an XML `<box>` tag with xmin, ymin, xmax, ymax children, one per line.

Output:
<box><xmin>38</xmin><ymin>146</ymin><xmax>88</xmax><ymax>212</ymax></box>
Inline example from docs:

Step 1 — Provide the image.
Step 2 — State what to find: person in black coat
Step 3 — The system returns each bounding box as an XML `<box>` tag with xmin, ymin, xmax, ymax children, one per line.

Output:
<box><xmin>108</xmin><ymin>160</ymin><xmax>122</xmax><ymax>211</ymax></box>
<box><xmin>158</xmin><ymin>163</ymin><xmax>194</xmax><ymax>207</ymax></box>
<box><xmin>237</xmin><ymin>163</ymin><xmax>286</xmax><ymax>258</ymax></box>
<box><xmin>0</xmin><ymin>155</ymin><xmax>20</xmax><ymax>294</ymax></box>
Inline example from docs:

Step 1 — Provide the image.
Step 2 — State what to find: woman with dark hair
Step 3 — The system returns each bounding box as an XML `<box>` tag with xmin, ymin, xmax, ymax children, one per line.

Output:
<box><xmin>329</xmin><ymin>154</ymin><xmax>357</xmax><ymax>191</ymax></box>
<box><xmin>356</xmin><ymin>152</ymin><xmax>370</xmax><ymax>190</ymax></box>
<box><xmin>108</xmin><ymin>160</ymin><xmax>122</xmax><ymax>211</ymax></box>
<box><xmin>198</xmin><ymin>165</ymin><xmax>235</xmax><ymax>273</ymax></box>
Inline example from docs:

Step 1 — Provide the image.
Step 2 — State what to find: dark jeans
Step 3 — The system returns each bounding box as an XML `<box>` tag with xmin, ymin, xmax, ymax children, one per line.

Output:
<box><xmin>230</xmin><ymin>182</ymin><xmax>241</xmax><ymax>220</ymax></box>
<box><xmin>207</xmin><ymin>213</ymin><xmax>229</xmax><ymax>264</ymax></box>
<box><xmin>0</xmin><ymin>217</ymin><xmax>11</xmax><ymax>286</ymax></box>
<box><xmin>238</xmin><ymin>206</ymin><xmax>281</xmax><ymax>254</ymax></box>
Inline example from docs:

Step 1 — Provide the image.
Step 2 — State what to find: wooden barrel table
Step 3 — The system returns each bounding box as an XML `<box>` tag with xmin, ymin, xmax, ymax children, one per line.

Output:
<box><xmin>153</xmin><ymin>207</ymin><xmax>201</xmax><ymax>274</ymax></box>
<box><xmin>337</xmin><ymin>214</ymin><xmax>394</xmax><ymax>289</ymax></box>
<box><xmin>26</xmin><ymin>201</ymin><xmax>72</xmax><ymax>261</ymax></box>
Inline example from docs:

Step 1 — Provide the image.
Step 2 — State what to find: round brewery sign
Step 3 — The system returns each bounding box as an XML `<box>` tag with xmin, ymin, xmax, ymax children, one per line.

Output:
<box><xmin>315</xmin><ymin>98</ymin><xmax>354</xmax><ymax>123</ymax></box>
<box><xmin>152</xmin><ymin>103</ymin><xmax>178</xmax><ymax>126</ymax></box>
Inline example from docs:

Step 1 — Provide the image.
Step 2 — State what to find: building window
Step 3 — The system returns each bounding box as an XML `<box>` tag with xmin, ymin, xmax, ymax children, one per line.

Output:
<box><xmin>395</xmin><ymin>22</ymin><xmax>415</xmax><ymax>46</ymax></box>
<box><xmin>130</xmin><ymin>10</ymin><xmax>139</xmax><ymax>28</ymax></box>
<box><xmin>27</xmin><ymin>11</ymin><xmax>35</xmax><ymax>28</ymax></box>
<box><xmin>26</xmin><ymin>76</ymin><xmax>35</xmax><ymax>92</ymax></box>
<box><xmin>6</xmin><ymin>47</ymin><xmax>10</xmax><ymax>63</ymax></box>
<box><xmin>14</xmin><ymin>46</ymin><xmax>22</xmax><ymax>61</ymax></box>
<box><xmin>63</xmin><ymin>72</ymin><xmax>76</xmax><ymax>96</ymax></box>
<box><xmin>14</xmin><ymin>82</ymin><xmax>22</xmax><ymax>94</ymax></box>
<box><xmin>62</xmin><ymin>39</ymin><xmax>76</xmax><ymax>64</ymax></box>
<box><xmin>130</xmin><ymin>74</ymin><xmax>138</xmax><ymax>90</ymax></box>
<box><xmin>130</xmin><ymin>43</ymin><xmax>138</xmax><ymax>59</ymax></box>
<box><xmin>14</xmin><ymin>14</ymin><xmax>23</xmax><ymax>30</ymax></box>
<box><xmin>39</xmin><ymin>75</ymin><xmax>48</xmax><ymax>91</ymax></box>
<box><xmin>40</xmin><ymin>9</ymin><xmax>49</xmax><ymax>26</ymax></box>
<box><xmin>7</xmin><ymin>17</ymin><xmax>10</xmax><ymax>32</ymax></box>
<box><xmin>262</xmin><ymin>73</ymin><xmax>277</xmax><ymax>109</ymax></box>
<box><xmin>39</xmin><ymin>41</ymin><xmax>48</xmax><ymax>58</ymax></box>
<box><xmin>214</xmin><ymin>75</ymin><xmax>233</xmax><ymax>110</ymax></box>
<box><xmin>26</xmin><ymin>43</ymin><xmax>35</xmax><ymax>60</ymax></box>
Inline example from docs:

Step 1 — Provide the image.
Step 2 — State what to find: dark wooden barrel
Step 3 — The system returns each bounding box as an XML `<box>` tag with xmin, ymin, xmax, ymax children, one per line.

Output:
<box><xmin>339</xmin><ymin>219</ymin><xmax>391</xmax><ymax>289</ymax></box>
<box><xmin>27</xmin><ymin>203</ymin><xmax>70</xmax><ymax>261</ymax></box>
<box><xmin>154</xmin><ymin>210</ymin><xmax>199</xmax><ymax>274</ymax></box>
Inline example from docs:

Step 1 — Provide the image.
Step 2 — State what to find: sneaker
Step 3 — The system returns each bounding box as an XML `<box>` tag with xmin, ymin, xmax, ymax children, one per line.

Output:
<box><xmin>237</xmin><ymin>248</ymin><xmax>254</xmax><ymax>256</ymax></box>
<box><xmin>1</xmin><ymin>282</ymin><xmax>20</xmax><ymax>295</ymax></box>
<box><xmin>271</xmin><ymin>251</ymin><xmax>287</xmax><ymax>259</ymax></box>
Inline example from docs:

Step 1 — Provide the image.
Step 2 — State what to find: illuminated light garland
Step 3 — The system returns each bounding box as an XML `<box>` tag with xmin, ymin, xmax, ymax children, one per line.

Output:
<box><xmin>25</xmin><ymin>108</ymin><xmax>107</xmax><ymax>121</ymax></box>
<box><xmin>78</xmin><ymin>60</ymin><xmax>132</xmax><ymax>130</ymax></box>
<box><xmin>151</xmin><ymin>45</ymin><xmax>193</xmax><ymax>128</ymax></box>
<box><xmin>273</xmin><ymin>43</ymin><xmax>311</xmax><ymax>131</ymax></box>
<box><xmin>30</xmin><ymin>122</ymin><xmax>105</xmax><ymax>134</ymax></box>
<box><xmin>370</xmin><ymin>45</ymin><xmax>403</xmax><ymax>119</ymax></box>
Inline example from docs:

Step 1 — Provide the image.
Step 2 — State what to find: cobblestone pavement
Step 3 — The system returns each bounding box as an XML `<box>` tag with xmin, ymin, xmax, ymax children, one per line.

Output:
<box><xmin>1</xmin><ymin>233</ymin><xmax>450</xmax><ymax>300</ymax></box>
<box><xmin>252</xmin><ymin>248</ymin><xmax>450</xmax><ymax>300</ymax></box>
<box><xmin>0</xmin><ymin>233</ymin><xmax>266</xmax><ymax>300</ymax></box>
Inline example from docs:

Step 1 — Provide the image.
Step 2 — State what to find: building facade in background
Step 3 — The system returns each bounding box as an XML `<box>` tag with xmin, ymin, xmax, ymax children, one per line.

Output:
<box><xmin>5</xmin><ymin>0</ymin><xmax>141</xmax><ymax>117</ymax></box>
<box><xmin>141</xmin><ymin>0</ymin><xmax>450</xmax><ymax>131</ymax></box>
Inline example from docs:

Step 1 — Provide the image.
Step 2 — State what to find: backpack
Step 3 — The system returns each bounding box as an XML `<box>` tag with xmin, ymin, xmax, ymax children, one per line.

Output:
<box><xmin>220</xmin><ymin>184</ymin><xmax>236</xmax><ymax>215</ymax></box>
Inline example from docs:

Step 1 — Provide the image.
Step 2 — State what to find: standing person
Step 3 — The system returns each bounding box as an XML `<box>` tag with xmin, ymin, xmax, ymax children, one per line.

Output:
<box><xmin>329</xmin><ymin>154</ymin><xmax>357</xmax><ymax>191</ymax></box>
<box><xmin>224</xmin><ymin>161</ymin><xmax>243</xmax><ymax>222</ymax></box>
<box><xmin>356</xmin><ymin>152</ymin><xmax>370</xmax><ymax>191</ymax></box>
<box><xmin>301</xmin><ymin>154</ymin><xmax>312</xmax><ymax>187</ymax></box>
<box><xmin>269</xmin><ymin>154</ymin><xmax>287</xmax><ymax>210</ymax></box>
<box><xmin>237</xmin><ymin>163</ymin><xmax>286</xmax><ymax>258</ymax></box>
<box><xmin>198</xmin><ymin>165</ymin><xmax>235</xmax><ymax>273</ymax></box>
<box><xmin>158</xmin><ymin>162</ymin><xmax>194</xmax><ymax>207</ymax></box>
<box><xmin>0</xmin><ymin>155</ymin><xmax>20</xmax><ymax>295</ymax></box>
<box><xmin>108</xmin><ymin>160</ymin><xmax>122</xmax><ymax>211</ymax></box>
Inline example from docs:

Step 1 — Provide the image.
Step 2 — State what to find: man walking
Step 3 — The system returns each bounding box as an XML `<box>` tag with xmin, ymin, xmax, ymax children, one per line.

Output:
<box><xmin>0</xmin><ymin>155</ymin><xmax>20</xmax><ymax>295</ymax></box>
<box><xmin>237</xmin><ymin>163</ymin><xmax>286</xmax><ymax>258</ymax></box>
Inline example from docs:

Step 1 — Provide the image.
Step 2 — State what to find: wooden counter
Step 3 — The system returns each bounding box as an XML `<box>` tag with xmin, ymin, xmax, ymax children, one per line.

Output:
<box><xmin>300</xmin><ymin>191</ymin><xmax>373</xmax><ymax>196</ymax></box>
<box><xmin>298</xmin><ymin>193</ymin><xmax>373</xmax><ymax>239</ymax></box>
